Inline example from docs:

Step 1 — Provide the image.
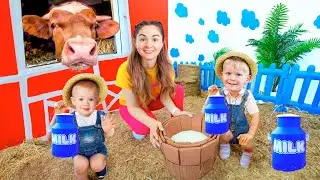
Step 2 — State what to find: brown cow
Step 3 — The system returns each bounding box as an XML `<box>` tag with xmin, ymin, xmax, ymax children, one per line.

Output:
<box><xmin>22</xmin><ymin>1</ymin><xmax>120</xmax><ymax>70</ymax></box>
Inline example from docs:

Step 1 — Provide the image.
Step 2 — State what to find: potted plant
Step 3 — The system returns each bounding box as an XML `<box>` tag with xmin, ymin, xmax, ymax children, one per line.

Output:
<box><xmin>212</xmin><ymin>47</ymin><xmax>231</xmax><ymax>83</ymax></box>
<box><xmin>213</xmin><ymin>47</ymin><xmax>231</xmax><ymax>63</ymax></box>
<box><xmin>247</xmin><ymin>3</ymin><xmax>320</xmax><ymax>91</ymax></box>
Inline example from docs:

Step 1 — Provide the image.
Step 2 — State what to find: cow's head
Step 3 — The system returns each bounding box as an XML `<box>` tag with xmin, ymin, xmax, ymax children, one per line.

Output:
<box><xmin>22</xmin><ymin>2</ymin><xmax>119</xmax><ymax>70</ymax></box>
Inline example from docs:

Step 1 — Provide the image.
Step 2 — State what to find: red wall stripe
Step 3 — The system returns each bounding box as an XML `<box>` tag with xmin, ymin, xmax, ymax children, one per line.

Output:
<box><xmin>29</xmin><ymin>101</ymin><xmax>46</xmax><ymax>138</ymax></box>
<box><xmin>99</xmin><ymin>58</ymin><xmax>126</xmax><ymax>81</ymax></box>
<box><xmin>0</xmin><ymin>83</ymin><xmax>25</xmax><ymax>149</ymax></box>
<box><xmin>128</xmin><ymin>0</ymin><xmax>168</xmax><ymax>45</ymax></box>
<box><xmin>0</xmin><ymin>1</ymin><xmax>18</xmax><ymax>76</ymax></box>
<box><xmin>27</xmin><ymin>68</ymin><xmax>93</xmax><ymax>97</ymax></box>
<box><xmin>99</xmin><ymin>58</ymin><xmax>126</xmax><ymax>110</ymax></box>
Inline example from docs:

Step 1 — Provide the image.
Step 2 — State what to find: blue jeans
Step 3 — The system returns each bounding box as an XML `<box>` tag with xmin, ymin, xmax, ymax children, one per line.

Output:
<box><xmin>219</xmin><ymin>89</ymin><xmax>250</xmax><ymax>144</ymax></box>
<box><xmin>74</xmin><ymin>111</ymin><xmax>108</xmax><ymax>159</ymax></box>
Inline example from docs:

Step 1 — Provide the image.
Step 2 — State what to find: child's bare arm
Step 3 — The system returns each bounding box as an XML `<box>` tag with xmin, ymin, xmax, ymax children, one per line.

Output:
<box><xmin>49</xmin><ymin>115</ymin><xmax>57</xmax><ymax>128</ymax></box>
<box><xmin>248</xmin><ymin>112</ymin><xmax>260</xmax><ymax>137</ymax></box>
<box><xmin>238</xmin><ymin>112</ymin><xmax>260</xmax><ymax>146</ymax></box>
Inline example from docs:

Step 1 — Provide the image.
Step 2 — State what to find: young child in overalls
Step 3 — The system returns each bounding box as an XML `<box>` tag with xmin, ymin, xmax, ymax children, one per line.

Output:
<box><xmin>203</xmin><ymin>51</ymin><xmax>260</xmax><ymax>168</ymax></box>
<box><xmin>48</xmin><ymin>73</ymin><xmax>116</xmax><ymax>179</ymax></box>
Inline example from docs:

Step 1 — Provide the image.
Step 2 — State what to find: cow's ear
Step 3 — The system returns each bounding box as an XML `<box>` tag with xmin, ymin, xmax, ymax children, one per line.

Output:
<box><xmin>22</xmin><ymin>15</ymin><xmax>51</xmax><ymax>39</ymax></box>
<box><xmin>96</xmin><ymin>20</ymin><xmax>120</xmax><ymax>39</ymax></box>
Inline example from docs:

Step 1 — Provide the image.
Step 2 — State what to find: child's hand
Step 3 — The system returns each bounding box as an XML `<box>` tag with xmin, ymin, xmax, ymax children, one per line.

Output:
<box><xmin>202</xmin><ymin>85</ymin><xmax>219</xmax><ymax>113</ymax></box>
<box><xmin>50</xmin><ymin>100</ymin><xmax>67</xmax><ymax>130</ymax></box>
<box><xmin>101</xmin><ymin>112</ymin><xmax>116</xmax><ymax>135</ymax></box>
<box><xmin>208</xmin><ymin>85</ymin><xmax>218</xmax><ymax>95</ymax></box>
<box><xmin>237</xmin><ymin>133</ymin><xmax>254</xmax><ymax>146</ymax></box>
<box><xmin>53</xmin><ymin>100</ymin><xmax>68</xmax><ymax>114</ymax></box>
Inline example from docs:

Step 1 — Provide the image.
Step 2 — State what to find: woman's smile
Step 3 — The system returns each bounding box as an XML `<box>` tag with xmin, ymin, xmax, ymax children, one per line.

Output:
<box><xmin>143</xmin><ymin>49</ymin><xmax>154</xmax><ymax>54</ymax></box>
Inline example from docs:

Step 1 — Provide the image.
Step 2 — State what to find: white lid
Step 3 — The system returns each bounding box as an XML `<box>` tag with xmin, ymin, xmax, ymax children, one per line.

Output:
<box><xmin>56</xmin><ymin>113</ymin><xmax>73</xmax><ymax>116</ymax></box>
<box><xmin>276</xmin><ymin>114</ymin><xmax>300</xmax><ymax>117</ymax></box>
<box><xmin>209</xmin><ymin>95</ymin><xmax>224</xmax><ymax>97</ymax></box>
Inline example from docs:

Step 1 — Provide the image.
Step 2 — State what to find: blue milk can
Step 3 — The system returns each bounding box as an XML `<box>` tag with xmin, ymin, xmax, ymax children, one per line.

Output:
<box><xmin>270</xmin><ymin>114</ymin><xmax>307</xmax><ymax>172</ymax></box>
<box><xmin>51</xmin><ymin>113</ymin><xmax>78</xmax><ymax>158</ymax></box>
<box><xmin>204</xmin><ymin>95</ymin><xmax>229</xmax><ymax>134</ymax></box>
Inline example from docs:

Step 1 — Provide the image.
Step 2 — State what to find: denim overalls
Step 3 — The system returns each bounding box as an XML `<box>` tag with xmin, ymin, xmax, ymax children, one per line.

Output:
<box><xmin>73</xmin><ymin>110</ymin><xmax>107</xmax><ymax>159</ymax></box>
<box><xmin>219</xmin><ymin>89</ymin><xmax>250</xmax><ymax>144</ymax></box>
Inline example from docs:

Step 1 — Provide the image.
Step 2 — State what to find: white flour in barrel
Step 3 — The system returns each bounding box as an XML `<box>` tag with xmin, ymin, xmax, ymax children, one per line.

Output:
<box><xmin>171</xmin><ymin>130</ymin><xmax>208</xmax><ymax>143</ymax></box>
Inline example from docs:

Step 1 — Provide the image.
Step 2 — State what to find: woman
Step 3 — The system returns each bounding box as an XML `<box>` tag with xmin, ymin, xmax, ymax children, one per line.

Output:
<box><xmin>116</xmin><ymin>21</ymin><xmax>193</xmax><ymax>148</ymax></box>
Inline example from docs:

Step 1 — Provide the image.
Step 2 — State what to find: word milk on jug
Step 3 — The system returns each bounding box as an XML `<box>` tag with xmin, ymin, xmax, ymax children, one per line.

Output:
<box><xmin>204</xmin><ymin>95</ymin><xmax>229</xmax><ymax>134</ymax></box>
<box><xmin>51</xmin><ymin>113</ymin><xmax>78</xmax><ymax>158</ymax></box>
<box><xmin>271</xmin><ymin>114</ymin><xmax>307</xmax><ymax>172</ymax></box>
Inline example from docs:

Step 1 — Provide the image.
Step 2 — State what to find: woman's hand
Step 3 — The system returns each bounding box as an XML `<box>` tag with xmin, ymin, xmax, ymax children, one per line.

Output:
<box><xmin>53</xmin><ymin>100</ymin><xmax>68</xmax><ymax>114</ymax></box>
<box><xmin>171</xmin><ymin>108</ymin><xmax>193</xmax><ymax>117</ymax></box>
<box><xmin>149</xmin><ymin>121</ymin><xmax>164</xmax><ymax>148</ymax></box>
<box><xmin>101</xmin><ymin>112</ymin><xmax>116</xmax><ymax>135</ymax></box>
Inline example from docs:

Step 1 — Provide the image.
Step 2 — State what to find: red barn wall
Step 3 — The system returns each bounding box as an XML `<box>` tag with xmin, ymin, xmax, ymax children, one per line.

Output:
<box><xmin>128</xmin><ymin>0</ymin><xmax>168</xmax><ymax>44</ymax></box>
<box><xmin>0</xmin><ymin>0</ymin><xmax>168</xmax><ymax>149</ymax></box>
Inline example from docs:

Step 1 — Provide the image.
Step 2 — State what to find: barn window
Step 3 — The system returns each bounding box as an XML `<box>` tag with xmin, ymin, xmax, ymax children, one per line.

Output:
<box><xmin>10</xmin><ymin>0</ymin><xmax>130</xmax><ymax>70</ymax></box>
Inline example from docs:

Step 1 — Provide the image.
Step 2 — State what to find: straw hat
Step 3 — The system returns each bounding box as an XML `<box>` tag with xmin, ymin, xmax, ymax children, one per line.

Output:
<box><xmin>62</xmin><ymin>73</ymin><xmax>108</xmax><ymax>109</ymax></box>
<box><xmin>214</xmin><ymin>51</ymin><xmax>258</xmax><ymax>81</ymax></box>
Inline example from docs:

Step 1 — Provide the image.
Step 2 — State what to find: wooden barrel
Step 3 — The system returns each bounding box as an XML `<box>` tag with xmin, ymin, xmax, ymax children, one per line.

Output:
<box><xmin>158</xmin><ymin>114</ymin><xmax>219</xmax><ymax>180</ymax></box>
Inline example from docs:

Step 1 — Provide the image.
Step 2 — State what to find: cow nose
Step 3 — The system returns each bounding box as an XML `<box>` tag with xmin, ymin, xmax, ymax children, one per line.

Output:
<box><xmin>65</xmin><ymin>38</ymin><xmax>97</xmax><ymax>57</ymax></box>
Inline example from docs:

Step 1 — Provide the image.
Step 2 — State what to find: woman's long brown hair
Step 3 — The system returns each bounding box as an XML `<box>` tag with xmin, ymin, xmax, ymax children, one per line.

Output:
<box><xmin>127</xmin><ymin>21</ymin><xmax>176</xmax><ymax>107</ymax></box>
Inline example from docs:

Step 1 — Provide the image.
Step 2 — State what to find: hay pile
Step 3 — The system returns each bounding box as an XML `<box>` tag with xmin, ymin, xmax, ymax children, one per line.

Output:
<box><xmin>0</xmin><ymin>96</ymin><xmax>319</xmax><ymax>180</ymax></box>
<box><xmin>24</xmin><ymin>42</ymin><xmax>56</xmax><ymax>67</ymax></box>
<box><xmin>175</xmin><ymin>64</ymin><xmax>201</xmax><ymax>96</ymax></box>
<box><xmin>97</xmin><ymin>39</ymin><xmax>115</xmax><ymax>54</ymax></box>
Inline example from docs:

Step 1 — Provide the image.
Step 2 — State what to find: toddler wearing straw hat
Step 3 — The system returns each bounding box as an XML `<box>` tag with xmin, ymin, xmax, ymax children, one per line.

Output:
<box><xmin>203</xmin><ymin>51</ymin><xmax>260</xmax><ymax>168</ymax></box>
<box><xmin>48</xmin><ymin>73</ymin><xmax>116</xmax><ymax>179</ymax></box>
